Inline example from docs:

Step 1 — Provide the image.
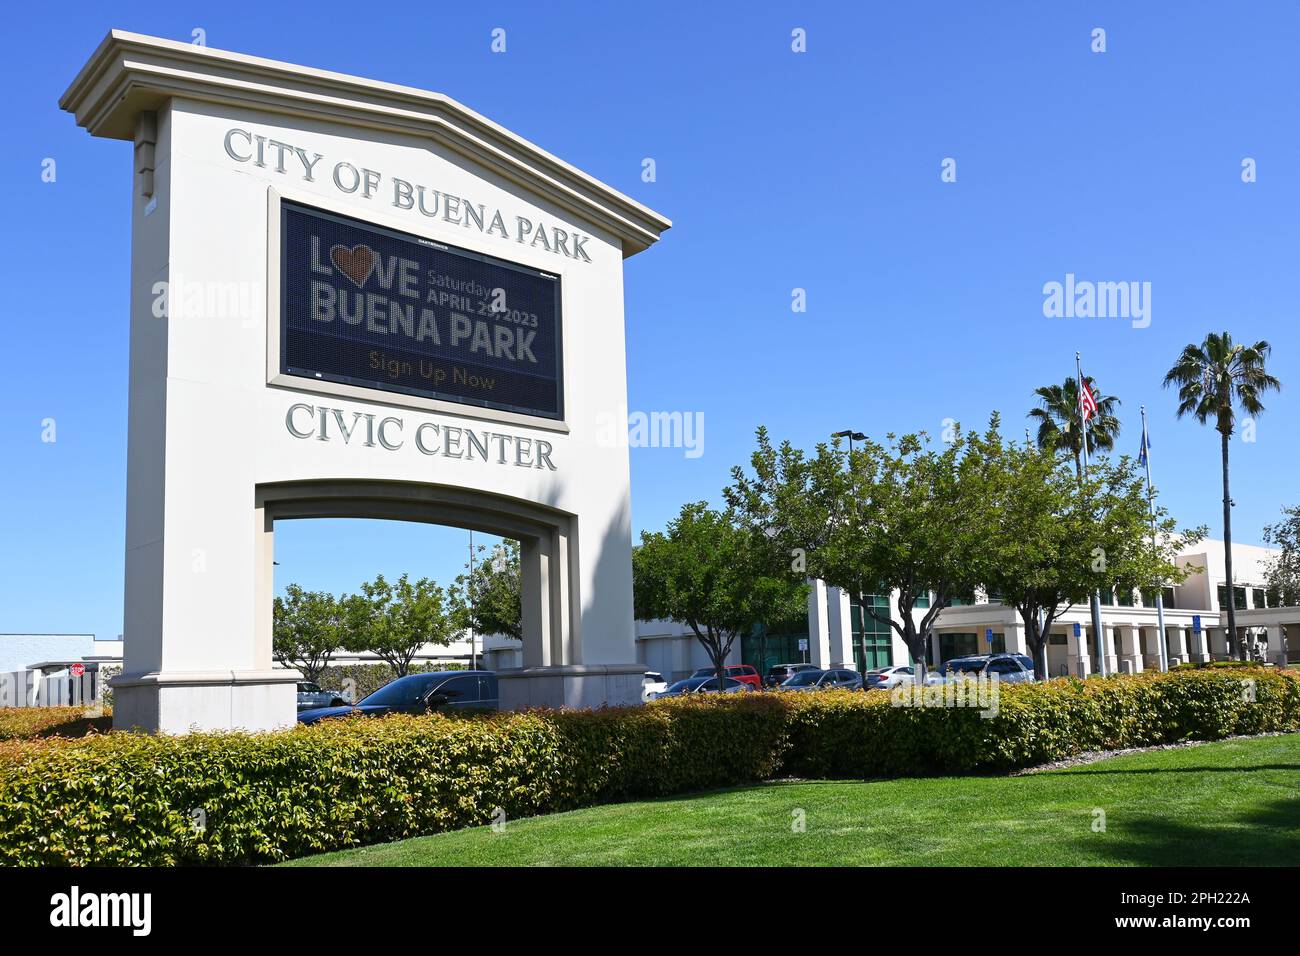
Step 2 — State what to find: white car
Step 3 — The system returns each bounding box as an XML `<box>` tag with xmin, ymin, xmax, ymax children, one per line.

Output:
<box><xmin>863</xmin><ymin>665</ymin><xmax>915</xmax><ymax>690</ymax></box>
<box><xmin>641</xmin><ymin>671</ymin><xmax>669</xmax><ymax>702</ymax></box>
<box><xmin>864</xmin><ymin>665</ymin><xmax>947</xmax><ymax>690</ymax></box>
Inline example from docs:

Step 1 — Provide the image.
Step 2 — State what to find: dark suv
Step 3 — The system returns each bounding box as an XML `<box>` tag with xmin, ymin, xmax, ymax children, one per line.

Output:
<box><xmin>298</xmin><ymin>670</ymin><xmax>499</xmax><ymax>724</ymax></box>
<box><xmin>764</xmin><ymin>662</ymin><xmax>820</xmax><ymax>687</ymax></box>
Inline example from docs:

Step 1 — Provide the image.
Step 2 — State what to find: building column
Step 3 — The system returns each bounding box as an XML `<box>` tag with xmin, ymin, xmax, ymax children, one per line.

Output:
<box><xmin>1002</xmin><ymin>622</ymin><xmax>1028</xmax><ymax>656</ymax></box>
<box><xmin>1165</xmin><ymin>624</ymin><xmax>1187</xmax><ymax>667</ymax></box>
<box><xmin>1068</xmin><ymin>626</ymin><xmax>1092</xmax><ymax>677</ymax></box>
<box><xmin>1189</xmin><ymin>626</ymin><xmax>1210</xmax><ymax>663</ymax></box>
<box><xmin>1099</xmin><ymin>625</ymin><xmax>1119</xmax><ymax>675</ymax></box>
<box><xmin>1267</xmin><ymin>625</ymin><xmax>1288</xmax><ymax>667</ymax></box>
<box><xmin>1117</xmin><ymin>625</ymin><xmax>1142</xmax><ymax>674</ymax></box>
<box><xmin>807</xmin><ymin>578</ymin><xmax>832</xmax><ymax>668</ymax></box>
<box><xmin>827</xmin><ymin>586</ymin><xmax>855</xmax><ymax>669</ymax></box>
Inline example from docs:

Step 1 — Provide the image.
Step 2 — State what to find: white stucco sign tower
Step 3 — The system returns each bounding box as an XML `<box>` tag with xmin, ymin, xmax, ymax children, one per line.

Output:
<box><xmin>61</xmin><ymin>32</ymin><xmax>670</xmax><ymax>733</ymax></box>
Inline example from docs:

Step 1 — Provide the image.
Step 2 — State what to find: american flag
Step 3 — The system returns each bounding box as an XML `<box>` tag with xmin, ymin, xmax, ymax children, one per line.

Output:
<box><xmin>1079</xmin><ymin>377</ymin><xmax>1099</xmax><ymax>423</ymax></box>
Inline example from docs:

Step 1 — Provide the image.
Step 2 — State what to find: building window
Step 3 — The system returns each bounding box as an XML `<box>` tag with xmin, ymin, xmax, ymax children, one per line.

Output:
<box><xmin>1162</xmin><ymin>586</ymin><xmax>1177</xmax><ymax>609</ymax></box>
<box><xmin>949</xmin><ymin>590</ymin><xmax>977</xmax><ymax>607</ymax></box>
<box><xmin>1117</xmin><ymin>588</ymin><xmax>1134</xmax><ymax>607</ymax></box>
<box><xmin>850</xmin><ymin>595</ymin><xmax>893</xmax><ymax>671</ymax></box>
<box><xmin>1252</xmin><ymin>588</ymin><xmax>1267</xmax><ymax>609</ymax></box>
<box><xmin>741</xmin><ymin>623</ymin><xmax>808</xmax><ymax>674</ymax></box>
<box><xmin>1219</xmin><ymin>585</ymin><xmax>1248</xmax><ymax>610</ymax></box>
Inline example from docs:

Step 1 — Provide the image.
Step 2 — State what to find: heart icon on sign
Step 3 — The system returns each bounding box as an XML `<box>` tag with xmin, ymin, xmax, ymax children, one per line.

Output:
<box><xmin>330</xmin><ymin>243</ymin><xmax>376</xmax><ymax>288</ymax></box>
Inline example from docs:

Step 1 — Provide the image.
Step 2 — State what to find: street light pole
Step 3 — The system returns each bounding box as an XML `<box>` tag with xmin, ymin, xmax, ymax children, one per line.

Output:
<box><xmin>832</xmin><ymin>429</ymin><xmax>868</xmax><ymax>671</ymax></box>
<box><xmin>468</xmin><ymin>529</ymin><xmax>477</xmax><ymax>670</ymax></box>
<box><xmin>1141</xmin><ymin>405</ymin><xmax>1170</xmax><ymax>673</ymax></box>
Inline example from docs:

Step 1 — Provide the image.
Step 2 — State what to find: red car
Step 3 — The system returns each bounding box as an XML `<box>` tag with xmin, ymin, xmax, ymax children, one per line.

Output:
<box><xmin>690</xmin><ymin>665</ymin><xmax>762</xmax><ymax>690</ymax></box>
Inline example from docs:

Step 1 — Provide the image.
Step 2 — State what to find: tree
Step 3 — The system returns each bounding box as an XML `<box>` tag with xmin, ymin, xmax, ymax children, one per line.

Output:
<box><xmin>978</xmin><ymin>433</ymin><xmax>1204</xmax><ymax>679</ymax></box>
<box><xmin>344</xmin><ymin>572</ymin><xmax>469</xmax><ymax>677</ymax></box>
<box><xmin>1028</xmin><ymin>376</ymin><xmax>1122</xmax><ymax>478</ymax></box>
<box><xmin>273</xmin><ymin>584</ymin><xmax>346</xmax><ymax>683</ymax></box>
<box><xmin>1164</xmin><ymin>332</ymin><xmax>1281</xmax><ymax>657</ymax></box>
<box><xmin>727</xmin><ymin>421</ymin><xmax>997</xmax><ymax>684</ymax></box>
<box><xmin>458</xmin><ymin>540</ymin><xmax>522</xmax><ymax>641</ymax></box>
<box><xmin>632</xmin><ymin>502</ymin><xmax>807</xmax><ymax>689</ymax></box>
<box><xmin>1262</xmin><ymin>505</ymin><xmax>1300</xmax><ymax>607</ymax></box>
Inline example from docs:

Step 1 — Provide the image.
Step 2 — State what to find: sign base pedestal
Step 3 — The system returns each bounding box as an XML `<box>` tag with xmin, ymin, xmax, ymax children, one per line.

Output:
<box><xmin>496</xmin><ymin>663</ymin><xmax>646</xmax><ymax>710</ymax></box>
<box><xmin>111</xmin><ymin>670</ymin><xmax>301</xmax><ymax>734</ymax></box>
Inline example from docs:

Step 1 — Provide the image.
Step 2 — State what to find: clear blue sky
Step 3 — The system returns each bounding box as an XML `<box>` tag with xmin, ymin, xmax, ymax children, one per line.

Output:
<box><xmin>3</xmin><ymin>1</ymin><xmax>1297</xmax><ymax>641</ymax></box>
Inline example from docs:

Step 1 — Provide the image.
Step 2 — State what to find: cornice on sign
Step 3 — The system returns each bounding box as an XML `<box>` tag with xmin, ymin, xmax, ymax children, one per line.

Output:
<box><xmin>59</xmin><ymin>30</ymin><xmax>671</xmax><ymax>257</ymax></box>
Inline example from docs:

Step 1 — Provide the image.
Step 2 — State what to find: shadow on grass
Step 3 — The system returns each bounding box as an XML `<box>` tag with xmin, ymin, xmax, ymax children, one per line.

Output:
<box><xmin>1075</xmin><ymin>797</ymin><xmax>1300</xmax><ymax>866</ymax></box>
<box><xmin>1041</xmin><ymin>764</ymin><xmax>1300</xmax><ymax>776</ymax></box>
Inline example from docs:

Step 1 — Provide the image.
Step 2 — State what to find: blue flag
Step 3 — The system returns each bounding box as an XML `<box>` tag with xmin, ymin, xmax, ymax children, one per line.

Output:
<box><xmin>1138</xmin><ymin>419</ymin><xmax>1151</xmax><ymax>467</ymax></box>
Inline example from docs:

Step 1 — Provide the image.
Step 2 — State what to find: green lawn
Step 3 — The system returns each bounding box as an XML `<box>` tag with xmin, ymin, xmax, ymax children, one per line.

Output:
<box><xmin>283</xmin><ymin>733</ymin><xmax>1300</xmax><ymax>867</ymax></box>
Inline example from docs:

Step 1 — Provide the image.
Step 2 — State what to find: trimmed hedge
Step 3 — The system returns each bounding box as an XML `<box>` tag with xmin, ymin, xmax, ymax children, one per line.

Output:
<box><xmin>0</xmin><ymin>707</ymin><xmax>112</xmax><ymax>741</ymax></box>
<box><xmin>779</xmin><ymin>668</ymin><xmax>1300</xmax><ymax>778</ymax></box>
<box><xmin>0</xmin><ymin>693</ymin><xmax>786</xmax><ymax>866</ymax></box>
<box><xmin>1170</xmin><ymin>659</ymin><xmax>1255</xmax><ymax>671</ymax></box>
<box><xmin>0</xmin><ymin>669</ymin><xmax>1294</xmax><ymax>866</ymax></box>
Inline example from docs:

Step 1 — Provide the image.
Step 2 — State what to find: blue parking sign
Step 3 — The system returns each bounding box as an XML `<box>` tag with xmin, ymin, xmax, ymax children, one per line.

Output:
<box><xmin>1073</xmin><ymin>622</ymin><xmax>1082</xmax><ymax>637</ymax></box>
<box><xmin>1193</xmin><ymin>614</ymin><xmax>1202</xmax><ymax>635</ymax></box>
<box><xmin>985</xmin><ymin>628</ymin><xmax>994</xmax><ymax>642</ymax></box>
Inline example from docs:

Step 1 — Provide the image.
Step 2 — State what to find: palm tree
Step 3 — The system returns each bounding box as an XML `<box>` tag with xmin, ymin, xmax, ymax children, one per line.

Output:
<box><xmin>1028</xmin><ymin>376</ymin><xmax>1122</xmax><ymax>477</ymax></box>
<box><xmin>1163</xmin><ymin>332</ymin><xmax>1281</xmax><ymax>658</ymax></box>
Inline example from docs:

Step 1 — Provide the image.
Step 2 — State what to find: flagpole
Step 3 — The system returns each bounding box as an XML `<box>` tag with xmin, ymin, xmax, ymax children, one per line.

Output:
<box><xmin>1141</xmin><ymin>405</ymin><xmax>1170</xmax><ymax>672</ymax></box>
<box><xmin>1077</xmin><ymin>351</ymin><xmax>1108</xmax><ymax>677</ymax></box>
<box><xmin>1027</xmin><ymin>427</ymin><xmax>1048</xmax><ymax>678</ymax></box>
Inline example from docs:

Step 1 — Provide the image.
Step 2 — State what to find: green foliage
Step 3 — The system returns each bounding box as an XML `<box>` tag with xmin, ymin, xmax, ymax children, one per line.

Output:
<box><xmin>632</xmin><ymin>502</ymin><xmax>807</xmax><ymax>681</ymax></box>
<box><xmin>1028</xmin><ymin>375</ymin><xmax>1122</xmax><ymax>477</ymax></box>
<box><xmin>1170</xmin><ymin>660</ymin><xmax>1255</xmax><ymax>671</ymax></box>
<box><xmin>1164</xmin><ymin>331</ymin><xmax>1282</xmax><ymax>657</ymax></box>
<box><xmin>726</xmin><ymin>420</ymin><xmax>1003</xmax><ymax>678</ymax></box>
<box><xmin>343</xmin><ymin>573</ymin><xmax>469</xmax><ymax>677</ymax></box>
<box><xmin>458</xmin><ymin>539</ymin><xmax>522</xmax><ymax>641</ymax></box>
<box><xmin>1</xmin><ymin>669</ymin><xmax>1293</xmax><ymax>866</ymax></box>
<box><xmin>0</xmin><ymin>707</ymin><xmax>112</xmax><ymax>741</ymax></box>
<box><xmin>777</xmin><ymin>668</ymin><xmax>1299</xmax><ymax>778</ymax></box>
<box><xmin>273</xmin><ymin>584</ymin><xmax>347</xmax><ymax>683</ymax></box>
<box><xmin>975</xmin><ymin>431</ymin><xmax>1204</xmax><ymax>678</ymax></box>
<box><xmin>0</xmin><ymin>695</ymin><xmax>786</xmax><ymax>867</ymax></box>
<box><xmin>1163</xmin><ymin>332</ymin><xmax>1280</xmax><ymax>437</ymax></box>
<box><xmin>1262</xmin><ymin>504</ymin><xmax>1300</xmax><ymax>607</ymax></box>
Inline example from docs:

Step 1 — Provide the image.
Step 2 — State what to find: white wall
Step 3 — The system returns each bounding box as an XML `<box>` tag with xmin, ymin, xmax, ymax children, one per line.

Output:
<box><xmin>0</xmin><ymin>634</ymin><xmax>99</xmax><ymax>673</ymax></box>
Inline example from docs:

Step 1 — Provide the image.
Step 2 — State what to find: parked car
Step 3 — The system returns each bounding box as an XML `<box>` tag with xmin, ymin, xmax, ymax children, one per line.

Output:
<box><xmin>944</xmin><ymin>653</ymin><xmax>1036</xmax><ymax>683</ymax></box>
<box><xmin>642</xmin><ymin>671</ymin><xmax>669</xmax><ymax>702</ymax></box>
<box><xmin>780</xmin><ymin>668</ymin><xmax>863</xmax><ymax>691</ymax></box>
<box><xmin>818</xmin><ymin>668</ymin><xmax>863</xmax><ymax>690</ymax></box>
<box><xmin>690</xmin><ymin>664</ymin><xmax>762</xmax><ymax>689</ymax></box>
<box><xmin>863</xmin><ymin>665</ymin><xmax>915</xmax><ymax>690</ymax></box>
<box><xmin>296</xmin><ymin>681</ymin><xmax>347</xmax><ymax>711</ymax></box>
<box><xmin>779</xmin><ymin>668</ymin><xmax>826</xmax><ymax>690</ymax></box>
<box><xmin>764</xmin><ymin>662</ymin><xmax>820</xmax><ymax>687</ymax></box>
<box><xmin>655</xmin><ymin>676</ymin><xmax>748</xmax><ymax>698</ymax></box>
<box><xmin>298</xmin><ymin>670</ymin><xmax>499</xmax><ymax>724</ymax></box>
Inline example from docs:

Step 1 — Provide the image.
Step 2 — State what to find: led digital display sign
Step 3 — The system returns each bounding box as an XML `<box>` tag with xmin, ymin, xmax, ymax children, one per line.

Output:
<box><xmin>279</xmin><ymin>200</ymin><xmax>563</xmax><ymax>419</ymax></box>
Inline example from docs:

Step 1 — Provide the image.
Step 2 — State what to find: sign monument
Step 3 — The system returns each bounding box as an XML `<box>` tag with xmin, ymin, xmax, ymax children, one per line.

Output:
<box><xmin>61</xmin><ymin>32</ymin><xmax>670</xmax><ymax>732</ymax></box>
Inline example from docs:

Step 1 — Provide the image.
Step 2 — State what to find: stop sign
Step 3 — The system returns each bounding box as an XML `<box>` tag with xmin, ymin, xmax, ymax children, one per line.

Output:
<box><xmin>70</xmin><ymin>663</ymin><xmax>85</xmax><ymax>678</ymax></box>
